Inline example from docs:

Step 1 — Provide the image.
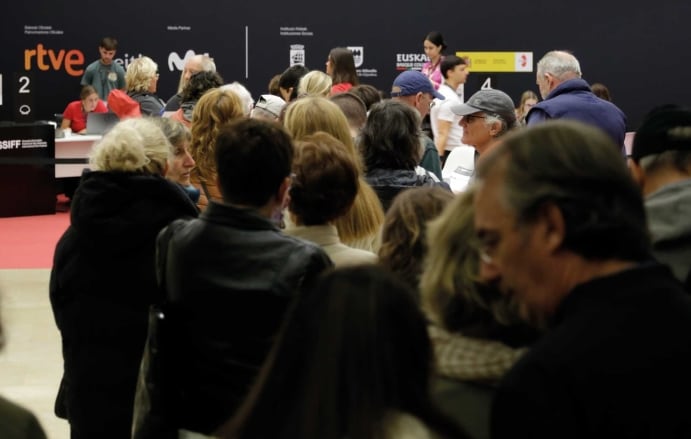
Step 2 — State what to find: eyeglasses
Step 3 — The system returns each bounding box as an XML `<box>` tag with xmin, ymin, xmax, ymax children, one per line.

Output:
<box><xmin>463</xmin><ymin>114</ymin><xmax>487</xmax><ymax>122</ymax></box>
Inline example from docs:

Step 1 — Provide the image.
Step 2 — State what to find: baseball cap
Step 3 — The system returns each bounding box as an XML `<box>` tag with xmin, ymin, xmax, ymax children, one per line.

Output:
<box><xmin>253</xmin><ymin>94</ymin><xmax>286</xmax><ymax>118</ymax></box>
<box><xmin>630</xmin><ymin>105</ymin><xmax>691</xmax><ymax>161</ymax></box>
<box><xmin>391</xmin><ymin>70</ymin><xmax>444</xmax><ymax>100</ymax></box>
<box><xmin>451</xmin><ymin>89</ymin><xmax>516</xmax><ymax>127</ymax></box>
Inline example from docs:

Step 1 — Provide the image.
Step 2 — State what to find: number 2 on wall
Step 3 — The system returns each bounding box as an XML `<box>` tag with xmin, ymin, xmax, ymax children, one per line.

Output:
<box><xmin>18</xmin><ymin>76</ymin><xmax>31</xmax><ymax>94</ymax></box>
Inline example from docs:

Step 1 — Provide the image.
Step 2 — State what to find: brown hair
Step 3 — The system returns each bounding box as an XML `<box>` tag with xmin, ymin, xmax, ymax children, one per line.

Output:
<box><xmin>189</xmin><ymin>88</ymin><xmax>245</xmax><ymax>181</ymax></box>
<box><xmin>379</xmin><ymin>187</ymin><xmax>454</xmax><ymax>293</ymax></box>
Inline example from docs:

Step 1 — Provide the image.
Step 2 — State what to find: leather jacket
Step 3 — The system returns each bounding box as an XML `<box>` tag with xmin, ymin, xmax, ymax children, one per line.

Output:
<box><xmin>137</xmin><ymin>200</ymin><xmax>332</xmax><ymax>436</ymax></box>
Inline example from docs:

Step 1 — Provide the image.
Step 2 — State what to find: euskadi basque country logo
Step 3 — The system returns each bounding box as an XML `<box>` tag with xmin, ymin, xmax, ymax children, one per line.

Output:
<box><xmin>290</xmin><ymin>44</ymin><xmax>305</xmax><ymax>66</ymax></box>
<box><xmin>348</xmin><ymin>46</ymin><xmax>364</xmax><ymax>68</ymax></box>
<box><xmin>396</xmin><ymin>53</ymin><xmax>427</xmax><ymax>71</ymax></box>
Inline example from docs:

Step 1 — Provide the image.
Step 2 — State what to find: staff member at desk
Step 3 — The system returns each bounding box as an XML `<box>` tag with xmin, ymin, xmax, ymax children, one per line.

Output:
<box><xmin>61</xmin><ymin>85</ymin><xmax>108</xmax><ymax>134</ymax></box>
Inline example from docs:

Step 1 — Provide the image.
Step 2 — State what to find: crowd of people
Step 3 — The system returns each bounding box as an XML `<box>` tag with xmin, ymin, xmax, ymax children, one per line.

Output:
<box><xmin>2</xmin><ymin>31</ymin><xmax>688</xmax><ymax>439</ymax></box>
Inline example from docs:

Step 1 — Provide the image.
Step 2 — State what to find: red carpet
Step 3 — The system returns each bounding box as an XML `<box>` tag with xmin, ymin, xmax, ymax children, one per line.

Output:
<box><xmin>0</xmin><ymin>199</ymin><xmax>70</xmax><ymax>269</ymax></box>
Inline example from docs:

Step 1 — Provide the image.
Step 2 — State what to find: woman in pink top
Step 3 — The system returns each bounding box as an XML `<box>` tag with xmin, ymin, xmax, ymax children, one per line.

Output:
<box><xmin>421</xmin><ymin>31</ymin><xmax>447</xmax><ymax>90</ymax></box>
<box><xmin>60</xmin><ymin>85</ymin><xmax>108</xmax><ymax>133</ymax></box>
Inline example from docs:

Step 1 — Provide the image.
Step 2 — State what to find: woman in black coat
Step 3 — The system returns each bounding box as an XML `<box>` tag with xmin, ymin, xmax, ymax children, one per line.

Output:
<box><xmin>49</xmin><ymin>118</ymin><xmax>198</xmax><ymax>439</ymax></box>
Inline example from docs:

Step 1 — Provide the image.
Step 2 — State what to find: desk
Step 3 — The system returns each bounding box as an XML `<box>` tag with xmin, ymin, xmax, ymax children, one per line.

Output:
<box><xmin>55</xmin><ymin>134</ymin><xmax>100</xmax><ymax>178</ymax></box>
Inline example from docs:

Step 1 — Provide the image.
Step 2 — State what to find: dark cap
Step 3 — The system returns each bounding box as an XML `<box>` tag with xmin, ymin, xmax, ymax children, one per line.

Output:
<box><xmin>391</xmin><ymin>70</ymin><xmax>444</xmax><ymax>100</ymax></box>
<box><xmin>631</xmin><ymin>105</ymin><xmax>691</xmax><ymax>161</ymax></box>
<box><xmin>451</xmin><ymin>89</ymin><xmax>516</xmax><ymax>127</ymax></box>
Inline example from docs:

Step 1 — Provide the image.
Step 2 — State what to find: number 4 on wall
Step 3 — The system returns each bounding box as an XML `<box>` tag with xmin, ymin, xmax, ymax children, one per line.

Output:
<box><xmin>481</xmin><ymin>77</ymin><xmax>492</xmax><ymax>90</ymax></box>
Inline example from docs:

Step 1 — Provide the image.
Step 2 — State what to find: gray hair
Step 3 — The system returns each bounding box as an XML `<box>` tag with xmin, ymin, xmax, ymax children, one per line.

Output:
<box><xmin>484</xmin><ymin>113</ymin><xmax>511</xmax><ymax>137</ymax></box>
<box><xmin>537</xmin><ymin>50</ymin><xmax>582</xmax><ymax>80</ymax></box>
<box><xmin>90</xmin><ymin>118</ymin><xmax>171</xmax><ymax>174</ymax></box>
<box><xmin>221</xmin><ymin>82</ymin><xmax>254</xmax><ymax>116</ymax></box>
<box><xmin>177</xmin><ymin>54</ymin><xmax>216</xmax><ymax>93</ymax></box>
<box><xmin>639</xmin><ymin>150</ymin><xmax>691</xmax><ymax>174</ymax></box>
<box><xmin>476</xmin><ymin>120</ymin><xmax>650</xmax><ymax>261</ymax></box>
<box><xmin>251</xmin><ymin>106</ymin><xmax>279</xmax><ymax>121</ymax></box>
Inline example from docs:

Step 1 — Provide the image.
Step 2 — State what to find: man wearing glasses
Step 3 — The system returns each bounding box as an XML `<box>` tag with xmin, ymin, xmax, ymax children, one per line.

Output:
<box><xmin>474</xmin><ymin>120</ymin><xmax>691</xmax><ymax>438</ymax></box>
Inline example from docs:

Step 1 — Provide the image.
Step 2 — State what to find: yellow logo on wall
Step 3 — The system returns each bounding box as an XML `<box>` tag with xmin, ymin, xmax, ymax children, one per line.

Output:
<box><xmin>456</xmin><ymin>52</ymin><xmax>533</xmax><ymax>73</ymax></box>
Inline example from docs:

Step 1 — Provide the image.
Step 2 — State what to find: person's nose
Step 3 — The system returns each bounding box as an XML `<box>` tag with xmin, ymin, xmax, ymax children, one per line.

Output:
<box><xmin>478</xmin><ymin>258</ymin><xmax>501</xmax><ymax>284</ymax></box>
<box><xmin>184</xmin><ymin>151</ymin><xmax>195</xmax><ymax>168</ymax></box>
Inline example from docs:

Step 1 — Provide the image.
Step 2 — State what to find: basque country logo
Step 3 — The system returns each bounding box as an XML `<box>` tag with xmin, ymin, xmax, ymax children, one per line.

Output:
<box><xmin>348</xmin><ymin>46</ymin><xmax>364</xmax><ymax>68</ymax></box>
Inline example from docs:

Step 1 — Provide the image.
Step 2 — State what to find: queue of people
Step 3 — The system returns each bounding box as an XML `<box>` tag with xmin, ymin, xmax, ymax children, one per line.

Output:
<box><xmin>16</xmin><ymin>32</ymin><xmax>688</xmax><ymax>439</ymax></box>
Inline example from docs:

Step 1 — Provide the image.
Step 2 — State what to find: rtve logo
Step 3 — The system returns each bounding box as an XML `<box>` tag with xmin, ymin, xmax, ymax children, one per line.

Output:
<box><xmin>24</xmin><ymin>44</ymin><xmax>85</xmax><ymax>76</ymax></box>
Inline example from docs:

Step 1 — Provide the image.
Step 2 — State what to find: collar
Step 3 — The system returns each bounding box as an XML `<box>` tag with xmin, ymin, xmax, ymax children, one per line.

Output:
<box><xmin>546</xmin><ymin>78</ymin><xmax>592</xmax><ymax>99</ymax></box>
<box><xmin>201</xmin><ymin>200</ymin><xmax>279</xmax><ymax>231</ymax></box>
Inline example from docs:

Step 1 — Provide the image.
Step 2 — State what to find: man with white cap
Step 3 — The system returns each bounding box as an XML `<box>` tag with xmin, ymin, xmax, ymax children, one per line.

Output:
<box><xmin>390</xmin><ymin>70</ymin><xmax>445</xmax><ymax>179</ymax></box>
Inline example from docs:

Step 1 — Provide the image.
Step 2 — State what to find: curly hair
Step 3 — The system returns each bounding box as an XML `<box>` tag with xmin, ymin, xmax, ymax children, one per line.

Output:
<box><xmin>189</xmin><ymin>88</ymin><xmax>244</xmax><ymax>181</ymax></box>
<box><xmin>181</xmin><ymin>71</ymin><xmax>224</xmax><ymax>103</ymax></box>
<box><xmin>378</xmin><ymin>187</ymin><xmax>454</xmax><ymax>294</ymax></box>
<box><xmin>125</xmin><ymin>56</ymin><xmax>158</xmax><ymax>93</ymax></box>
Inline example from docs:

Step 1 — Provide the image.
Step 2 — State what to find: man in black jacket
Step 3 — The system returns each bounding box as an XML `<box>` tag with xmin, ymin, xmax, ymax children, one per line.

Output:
<box><xmin>139</xmin><ymin>119</ymin><xmax>332</xmax><ymax>437</ymax></box>
<box><xmin>474</xmin><ymin>120</ymin><xmax>691</xmax><ymax>438</ymax></box>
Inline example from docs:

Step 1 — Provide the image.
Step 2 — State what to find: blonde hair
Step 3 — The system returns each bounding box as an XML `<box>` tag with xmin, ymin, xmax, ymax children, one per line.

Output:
<box><xmin>189</xmin><ymin>88</ymin><xmax>245</xmax><ymax>180</ymax></box>
<box><xmin>125</xmin><ymin>56</ymin><xmax>158</xmax><ymax>93</ymax></box>
<box><xmin>284</xmin><ymin>96</ymin><xmax>383</xmax><ymax>246</ymax></box>
<box><xmin>297</xmin><ymin>71</ymin><xmax>332</xmax><ymax>98</ymax></box>
<box><xmin>420</xmin><ymin>187</ymin><xmax>518</xmax><ymax>329</ymax></box>
<box><xmin>89</xmin><ymin>118</ymin><xmax>171</xmax><ymax>174</ymax></box>
<box><xmin>284</xmin><ymin>97</ymin><xmax>360</xmax><ymax>170</ymax></box>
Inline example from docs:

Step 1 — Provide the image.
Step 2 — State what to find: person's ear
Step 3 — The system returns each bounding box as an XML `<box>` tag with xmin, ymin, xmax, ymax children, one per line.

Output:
<box><xmin>489</xmin><ymin>120</ymin><xmax>501</xmax><ymax>137</ymax></box>
<box><xmin>628</xmin><ymin>158</ymin><xmax>645</xmax><ymax>188</ymax></box>
<box><xmin>162</xmin><ymin>161</ymin><xmax>169</xmax><ymax>177</ymax></box>
<box><xmin>538</xmin><ymin>202</ymin><xmax>566</xmax><ymax>254</ymax></box>
<box><xmin>276</xmin><ymin>176</ymin><xmax>291</xmax><ymax>205</ymax></box>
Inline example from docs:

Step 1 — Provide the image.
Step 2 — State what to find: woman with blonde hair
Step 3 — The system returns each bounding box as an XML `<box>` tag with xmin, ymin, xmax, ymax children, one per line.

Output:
<box><xmin>297</xmin><ymin>70</ymin><xmax>332</xmax><ymax>98</ymax></box>
<box><xmin>419</xmin><ymin>187</ymin><xmax>540</xmax><ymax>439</ymax></box>
<box><xmin>125</xmin><ymin>56</ymin><xmax>165</xmax><ymax>116</ymax></box>
<box><xmin>514</xmin><ymin>90</ymin><xmax>538</xmax><ymax>125</ymax></box>
<box><xmin>50</xmin><ymin>118</ymin><xmax>198</xmax><ymax>439</ymax></box>
<box><xmin>283</xmin><ymin>96</ymin><xmax>384</xmax><ymax>251</ymax></box>
<box><xmin>286</xmin><ymin>132</ymin><xmax>378</xmax><ymax>267</ymax></box>
<box><xmin>189</xmin><ymin>87</ymin><xmax>245</xmax><ymax>210</ymax></box>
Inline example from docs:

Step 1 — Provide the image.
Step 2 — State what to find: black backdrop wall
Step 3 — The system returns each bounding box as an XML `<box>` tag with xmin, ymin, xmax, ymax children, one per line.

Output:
<box><xmin>1</xmin><ymin>0</ymin><xmax>690</xmax><ymax>129</ymax></box>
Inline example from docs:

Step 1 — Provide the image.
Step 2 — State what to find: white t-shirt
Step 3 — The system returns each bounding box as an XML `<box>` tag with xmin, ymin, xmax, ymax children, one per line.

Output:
<box><xmin>431</xmin><ymin>83</ymin><xmax>465</xmax><ymax>151</ymax></box>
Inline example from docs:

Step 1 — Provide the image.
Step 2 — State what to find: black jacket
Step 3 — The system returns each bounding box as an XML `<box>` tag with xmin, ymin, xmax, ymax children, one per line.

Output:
<box><xmin>49</xmin><ymin>171</ymin><xmax>198</xmax><ymax>439</ymax></box>
<box><xmin>491</xmin><ymin>263</ymin><xmax>691</xmax><ymax>439</ymax></box>
<box><xmin>365</xmin><ymin>168</ymin><xmax>450</xmax><ymax>212</ymax></box>
<box><xmin>137</xmin><ymin>201</ymin><xmax>332</xmax><ymax>436</ymax></box>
